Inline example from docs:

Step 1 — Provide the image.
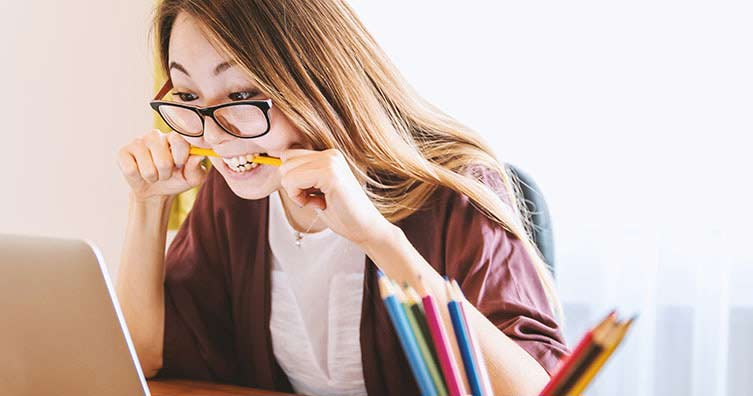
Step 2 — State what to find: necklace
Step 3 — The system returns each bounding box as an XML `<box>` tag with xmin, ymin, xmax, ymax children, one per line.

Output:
<box><xmin>293</xmin><ymin>209</ymin><xmax>323</xmax><ymax>248</ymax></box>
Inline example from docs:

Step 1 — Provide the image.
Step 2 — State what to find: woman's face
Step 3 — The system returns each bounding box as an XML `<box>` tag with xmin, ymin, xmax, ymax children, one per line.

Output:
<box><xmin>167</xmin><ymin>11</ymin><xmax>308</xmax><ymax>200</ymax></box>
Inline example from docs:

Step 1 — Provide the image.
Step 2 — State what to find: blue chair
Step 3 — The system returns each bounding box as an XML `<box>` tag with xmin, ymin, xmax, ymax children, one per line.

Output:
<box><xmin>506</xmin><ymin>164</ymin><xmax>555</xmax><ymax>276</ymax></box>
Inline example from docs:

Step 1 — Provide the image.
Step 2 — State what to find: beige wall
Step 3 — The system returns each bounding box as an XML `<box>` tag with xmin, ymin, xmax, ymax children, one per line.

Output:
<box><xmin>1</xmin><ymin>1</ymin><xmax>155</xmax><ymax>275</ymax></box>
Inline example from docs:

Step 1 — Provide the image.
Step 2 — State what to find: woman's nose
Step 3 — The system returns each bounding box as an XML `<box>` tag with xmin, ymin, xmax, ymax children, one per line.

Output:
<box><xmin>202</xmin><ymin>116</ymin><xmax>232</xmax><ymax>146</ymax></box>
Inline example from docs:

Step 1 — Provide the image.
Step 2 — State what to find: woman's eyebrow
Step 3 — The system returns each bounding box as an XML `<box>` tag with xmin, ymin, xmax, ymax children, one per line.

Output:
<box><xmin>168</xmin><ymin>61</ymin><xmax>234</xmax><ymax>77</ymax></box>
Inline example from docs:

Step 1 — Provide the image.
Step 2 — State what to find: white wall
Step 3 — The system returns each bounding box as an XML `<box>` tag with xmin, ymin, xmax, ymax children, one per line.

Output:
<box><xmin>348</xmin><ymin>0</ymin><xmax>752</xmax><ymax>257</ymax></box>
<box><xmin>0</xmin><ymin>0</ymin><xmax>154</xmax><ymax>273</ymax></box>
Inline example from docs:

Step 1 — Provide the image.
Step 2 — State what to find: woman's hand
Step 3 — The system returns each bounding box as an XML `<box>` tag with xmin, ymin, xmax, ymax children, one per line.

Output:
<box><xmin>279</xmin><ymin>148</ymin><xmax>394</xmax><ymax>247</ymax></box>
<box><xmin>117</xmin><ymin>129</ymin><xmax>208</xmax><ymax>202</ymax></box>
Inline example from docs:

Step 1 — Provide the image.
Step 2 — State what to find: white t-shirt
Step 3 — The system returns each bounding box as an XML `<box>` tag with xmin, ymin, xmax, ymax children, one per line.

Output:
<box><xmin>268</xmin><ymin>191</ymin><xmax>368</xmax><ymax>396</ymax></box>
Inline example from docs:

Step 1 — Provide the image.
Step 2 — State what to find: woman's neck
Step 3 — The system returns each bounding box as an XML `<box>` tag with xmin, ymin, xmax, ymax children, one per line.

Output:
<box><xmin>276</xmin><ymin>189</ymin><xmax>327</xmax><ymax>234</ymax></box>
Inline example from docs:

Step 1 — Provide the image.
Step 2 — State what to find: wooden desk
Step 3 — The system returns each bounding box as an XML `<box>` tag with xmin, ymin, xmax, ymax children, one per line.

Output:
<box><xmin>148</xmin><ymin>379</ymin><xmax>299</xmax><ymax>396</ymax></box>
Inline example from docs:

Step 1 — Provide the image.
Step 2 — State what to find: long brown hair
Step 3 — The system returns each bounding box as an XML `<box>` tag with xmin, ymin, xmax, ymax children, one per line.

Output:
<box><xmin>152</xmin><ymin>0</ymin><xmax>562</xmax><ymax>317</ymax></box>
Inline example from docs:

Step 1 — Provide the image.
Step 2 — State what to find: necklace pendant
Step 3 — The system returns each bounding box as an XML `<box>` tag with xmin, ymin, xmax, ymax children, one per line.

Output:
<box><xmin>294</xmin><ymin>232</ymin><xmax>303</xmax><ymax>247</ymax></box>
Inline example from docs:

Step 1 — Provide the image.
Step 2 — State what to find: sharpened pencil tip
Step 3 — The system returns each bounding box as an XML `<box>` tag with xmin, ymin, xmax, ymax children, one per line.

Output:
<box><xmin>444</xmin><ymin>279</ymin><xmax>453</xmax><ymax>300</ymax></box>
<box><xmin>404</xmin><ymin>286</ymin><xmax>422</xmax><ymax>304</ymax></box>
<box><xmin>377</xmin><ymin>275</ymin><xmax>393</xmax><ymax>298</ymax></box>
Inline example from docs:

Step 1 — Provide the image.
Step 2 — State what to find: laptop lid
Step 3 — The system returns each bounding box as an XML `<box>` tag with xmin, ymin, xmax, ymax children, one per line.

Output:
<box><xmin>0</xmin><ymin>234</ymin><xmax>150</xmax><ymax>396</ymax></box>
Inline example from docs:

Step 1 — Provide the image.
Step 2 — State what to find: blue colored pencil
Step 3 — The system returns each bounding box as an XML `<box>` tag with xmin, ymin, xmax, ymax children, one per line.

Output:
<box><xmin>377</xmin><ymin>271</ymin><xmax>438</xmax><ymax>396</ymax></box>
<box><xmin>452</xmin><ymin>280</ymin><xmax>493</xmax><ymax>395</ymax></box>
<box><xmin>446</xmin><ymin>280</ymin><xmax>484</xmax><ymax>396</ymax></box>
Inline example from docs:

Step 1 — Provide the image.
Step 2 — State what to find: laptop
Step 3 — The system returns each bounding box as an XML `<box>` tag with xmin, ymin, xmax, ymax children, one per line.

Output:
<box><xmin>0</xmin><ymin>234</ymin><xmax>151</xmax><ymax>396</ymax></box>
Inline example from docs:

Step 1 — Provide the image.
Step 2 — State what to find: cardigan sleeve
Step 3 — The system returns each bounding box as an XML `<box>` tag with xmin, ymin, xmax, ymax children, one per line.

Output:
<box><xmin>155</xmin><ymin>170</ymin><xmax>238</xmax><ymax>381</ymax></box>
<box><xmin>442</xmin><ymin>167</ymin><xmax>569</xmax><ymax>375</ymax></box>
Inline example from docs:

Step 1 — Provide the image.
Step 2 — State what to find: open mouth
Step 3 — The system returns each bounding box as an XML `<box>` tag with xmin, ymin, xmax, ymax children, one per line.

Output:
<box><xmin>221</xmin><ymin>153</ymin><xmax>267</xmax><ymax>173</ymax></box>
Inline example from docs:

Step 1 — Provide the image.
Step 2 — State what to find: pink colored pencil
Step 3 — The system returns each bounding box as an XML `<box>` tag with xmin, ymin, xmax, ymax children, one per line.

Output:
<box><xmin>423</xmin><ymin>294</ymin><xmax>466</xmax><ymax>396</ymax></box>
<box><xmin>417</xmin><ymin>278</ymin><xmax>467</xmax><ymax>396</ymax></box>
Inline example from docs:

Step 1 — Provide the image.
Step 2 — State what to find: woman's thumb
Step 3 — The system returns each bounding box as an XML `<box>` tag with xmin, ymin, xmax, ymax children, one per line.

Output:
<box><xmin>183</xmin><ymin>155</ymin><xmax>208</xmax><ymax>187</ymax></box>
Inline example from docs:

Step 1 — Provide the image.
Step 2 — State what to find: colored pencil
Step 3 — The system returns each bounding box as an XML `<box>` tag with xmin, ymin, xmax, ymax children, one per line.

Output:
<box><xmin>404</xmin><ymin>285</ymin><xmax>449</xmax><ymax>396</ymax></box>
<box><xmin>447</xmin><ymin>280</ymin><xmax>484</xmax><ymax>396</ymax></box>
<box><xmin>451</xmin><ymin>280</ymin><xmax>494</xmax><ymax>396</ymax></box>
<box><xmin>416</xmin><ymin>278</ymin><xmax>467</xmax><ymax>396</ymax></box>
<box><xmin>189</xmin><ymin>146</ymin><xmax>282</xmax><ymax>166</ymax></box>
<box><xmin>556</xmin><ymin>318</ymin><xmax>615</xmax><ymax>395</ymax></box>
<box><xmin>539</xmin><ymin>311</ymin><xmax>617</xmax><ymax>396</ymax></box>
<box><xmin>566</xmin><ymin>316</ymin><xmax>637</xmax><ymax>395</ymax></box>
<box><xmin>188</xmin><ymin>146</ymin><xmax>219</xmax><ymax>158</ymax></box>
<box><xmin>377</xmin><ymin>272</ymin><xmax>437</xmax><ymax>396</ymax></box>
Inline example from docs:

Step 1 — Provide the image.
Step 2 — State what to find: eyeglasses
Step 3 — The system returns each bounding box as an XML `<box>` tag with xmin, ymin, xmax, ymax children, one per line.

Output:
<box><xmin>149</xmin><ymin>79</ymin><xmax>273</xmax><ymax>139</ymax></box>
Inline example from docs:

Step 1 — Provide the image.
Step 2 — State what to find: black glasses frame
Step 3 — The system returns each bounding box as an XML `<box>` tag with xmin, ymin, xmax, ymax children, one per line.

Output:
<box><xmin>149</xmin><ymin>79</ymin><xmax>273</xmax><ymax>139</ymax></box>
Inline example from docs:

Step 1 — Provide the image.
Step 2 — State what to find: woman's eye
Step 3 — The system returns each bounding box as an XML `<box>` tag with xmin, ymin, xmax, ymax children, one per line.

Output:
<box><xmin>173</xmin><ymin>92</ymin><xmax>198</xmax><ymax>102</ymax></box>
<box><xmin>229</xmin><ymin>91</ymin><xmax>258</xmax><ymax>101</ymax></box>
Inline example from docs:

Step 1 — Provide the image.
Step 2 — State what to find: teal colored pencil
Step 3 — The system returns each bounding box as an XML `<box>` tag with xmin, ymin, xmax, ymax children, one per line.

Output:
<box><xmin>378</xmin><ymin>272</ymin><xmax>437</xmax><ymax>396</ymax></box>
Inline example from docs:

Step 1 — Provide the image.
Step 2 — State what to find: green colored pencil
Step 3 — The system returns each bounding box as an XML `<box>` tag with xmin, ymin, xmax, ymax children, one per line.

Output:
<box><xmin>394</xmin><ymin>282</ymin><xmax>448</xmax><ymax>396</ymax></box>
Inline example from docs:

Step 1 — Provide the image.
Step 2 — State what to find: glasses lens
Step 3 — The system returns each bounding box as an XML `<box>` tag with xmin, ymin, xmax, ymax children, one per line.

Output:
<box><xmin>214</xmin><ymin>104</ymin><xmax>268</xmax><ymax>137</ymax></box>
<box><xmin>159</xmin><ymin>105</ymin><xmax>203</xmax><ymax>137</ymax></box>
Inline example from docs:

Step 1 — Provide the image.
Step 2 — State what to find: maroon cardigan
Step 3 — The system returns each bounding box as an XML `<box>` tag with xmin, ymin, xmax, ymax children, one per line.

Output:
<box><xmin>156</xmin><ymin>166</ymin><xmax>568</xmax><ymax>395</ymax></box>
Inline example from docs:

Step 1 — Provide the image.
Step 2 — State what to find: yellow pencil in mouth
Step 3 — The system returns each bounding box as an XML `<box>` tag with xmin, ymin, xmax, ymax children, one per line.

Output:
<box><xmin>189</xmin><ymin>146</ymin><xmax>282</xmax><ymax>166</ymax></box>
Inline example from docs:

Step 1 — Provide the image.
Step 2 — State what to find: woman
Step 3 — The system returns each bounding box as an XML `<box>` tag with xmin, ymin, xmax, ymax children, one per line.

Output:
<box><xmin>116</xmin><ymin>1</ymin><xmax>568</xmax><ymax>395</ymax></box>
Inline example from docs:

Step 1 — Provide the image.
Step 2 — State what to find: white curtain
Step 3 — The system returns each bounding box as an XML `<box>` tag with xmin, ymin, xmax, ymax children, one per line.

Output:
<box><xmin>557</xmin><ymin>227</ymin><xmax>753</xmax><ymax>396</ymax></box>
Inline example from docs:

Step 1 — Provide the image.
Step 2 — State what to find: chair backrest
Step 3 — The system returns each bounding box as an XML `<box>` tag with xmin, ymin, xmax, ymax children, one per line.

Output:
<box><xmin>505</xmin><ymin>164</ymin><xmax>555</xmax><ymax>276</ymax></box>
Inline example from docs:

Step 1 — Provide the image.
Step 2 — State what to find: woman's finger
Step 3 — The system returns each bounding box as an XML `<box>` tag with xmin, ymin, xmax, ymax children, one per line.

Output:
<box><xmin>129</xmin><ymin>141</ymin><xmax>160</xmax><ymax>184</ymax></box>
<box><xmin>281</xmin><ymin>164</ymin><xmax>334</xmax><ymax>206</ymax></box>
<box><xmin>166</xmin><ymin>131</ymin><xmax>190</xmax><ymax>169</ymax></box>
<box><xmin>117</xmin><ymin>147</ymin><xmax>145</xmax><ymax>188</ymax></box>
<box><xmin>301</xmin><ymin>195</ymin><xmax>326</xmax><ymax>211</ymax></box>
<box><xmin>280</xmin><ymin>148</ymin><xmax>315</xmax><ymax>162</ymax></box>
<box><xmin>145</xmin><ymin>132</ymin><xmax>174</xmax><ymax>181</ymax></box>
<box><xmin>278</xmin><ymin>150</ymin><xmax>319</xmax><ymax>175</ymax></box>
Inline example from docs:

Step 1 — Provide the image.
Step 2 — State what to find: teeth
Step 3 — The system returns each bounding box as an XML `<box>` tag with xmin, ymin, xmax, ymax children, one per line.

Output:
<box><xmin>222</xmin><ymin>153</ymin><xmax>262</xmax><ymax>173</ymax></box>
